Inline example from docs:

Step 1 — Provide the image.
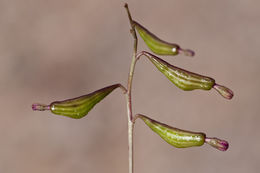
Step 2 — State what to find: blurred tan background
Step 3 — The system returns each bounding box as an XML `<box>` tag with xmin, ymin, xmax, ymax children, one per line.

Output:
<box><xmin>0</xmin><ymin>0</ymin><xmax>259</xmax><ymax>172</ymax></box>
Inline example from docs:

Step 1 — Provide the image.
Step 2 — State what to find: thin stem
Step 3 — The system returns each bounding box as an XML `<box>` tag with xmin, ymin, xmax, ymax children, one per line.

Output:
<box><xmin>124</xmin><ymin>3</ymin><xmax>138</xmax><ymax>173</ymax></box>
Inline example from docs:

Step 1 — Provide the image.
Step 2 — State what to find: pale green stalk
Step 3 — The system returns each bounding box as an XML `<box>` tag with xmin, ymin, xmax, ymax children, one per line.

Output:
<box><xmin>124</xmin><ymin>3</ymin><xmax>138</xmax><ymax>173</ymax></box>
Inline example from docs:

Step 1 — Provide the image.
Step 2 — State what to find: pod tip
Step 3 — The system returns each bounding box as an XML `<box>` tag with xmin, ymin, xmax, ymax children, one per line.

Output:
<box><xmin>213</xmin><ymin>84</ymin><xmax>234</xmax><ymax>100</ymax></box>
<box><xmin>205</xmin><ymin>137</ymin><xmax>229</xmax><ymax>151</ymax></box>
<box><xmin>178</xmin><ymin>48</ymin><xmax>195</xmax><ymax>57</ymax></box>
<box><xmin>32</xmin><ymin>103</ymin><xmax>50</xmax><ymax>111</ymax></box>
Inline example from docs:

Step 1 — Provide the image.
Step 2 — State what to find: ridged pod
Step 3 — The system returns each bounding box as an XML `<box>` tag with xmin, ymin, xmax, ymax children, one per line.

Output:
<box><xmin>138</xmin><ymin>114</ymin><xmax>205</xmax><ymax>148</ymax></box>
<box><xmin>145</xmin><ymin>52</ymin><xmax>215</xmax><ymax>91</ymax></box>
<box><xmin>133</xmin><ymin>21</ymin><xmax>194</xmax><ymax>56</ymax></box>
<box><xmin>49</xmin><ymin>84</ymin><xmax>120</xmax><ymax>119</ymax></box>
<box><xmin>32</xmin><ymin>84</ymin><xmax>121</xmax><ymax>119</ymax></box>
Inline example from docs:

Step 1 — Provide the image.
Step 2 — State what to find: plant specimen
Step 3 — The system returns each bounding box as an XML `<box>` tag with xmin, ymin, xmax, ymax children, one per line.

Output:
<box><xmin>32</xmin><ymin>3</ymin><xmax>233</xmax><ymax>173</ymax></box>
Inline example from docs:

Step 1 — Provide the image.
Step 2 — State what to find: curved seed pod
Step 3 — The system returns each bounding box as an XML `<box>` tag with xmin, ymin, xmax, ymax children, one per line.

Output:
<box><xmin>32</xmin><ymin>84</ymin><xmax>122</xmax><ymax>119</ymax></box>
<box><xmin>133</xmin><ymin>21</ymin><xmax>194</xmax><ymax>56</ymax></box>
<box><xmin>138</xmin><ymin>114</ymin><xmax>205</xmax><ymax>148</ymax></box>
<box><xmin>137</xmin><ymin>114</ymin><xmax>229</xmax><ymax>151</ymax></box>
<box><xmin>145</xmin><ymin>52</ymin><xmax>215</xmax><ymax>91</ymax></box>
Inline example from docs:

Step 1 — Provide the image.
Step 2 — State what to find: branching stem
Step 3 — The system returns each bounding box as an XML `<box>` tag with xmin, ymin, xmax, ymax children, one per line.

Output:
<box><xmin>124</xmin><ymin>3</ymin><xmax>138</xmax><ymax>173</ymax></box>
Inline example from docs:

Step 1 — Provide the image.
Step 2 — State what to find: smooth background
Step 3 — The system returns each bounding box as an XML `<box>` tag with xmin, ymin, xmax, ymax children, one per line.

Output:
<box><xmin>0</xmin><ymin>0</ymin><xmax>259</xmax><ymax>172</ymax></box>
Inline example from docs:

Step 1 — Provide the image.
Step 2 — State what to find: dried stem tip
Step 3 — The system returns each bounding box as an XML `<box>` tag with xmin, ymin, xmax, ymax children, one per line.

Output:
<box><xmin>213</xmin><ymin>84</ymin><xmax>234</xmax><ymax>100</ymax></box>
<box><xmin>32</xmin><ymin>103</ymin><xmax>50</xmax><ymax>111</ymax></box>
<box><xmin>178</xmin><ymin>48</ymin><xmax>195</xmax><ymax>57</ymax></box>
<box><xmin>205</xmin><ymin>137</ymin><xmax>229</xmax><ymax>151</ymax></box>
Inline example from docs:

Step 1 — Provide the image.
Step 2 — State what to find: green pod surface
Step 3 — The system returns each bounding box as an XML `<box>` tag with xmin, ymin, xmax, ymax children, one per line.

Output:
<box><xmin>139</xmin><ymin>115</ymin><xmax>205</xmax><ymax>148</ymax></box>
<box><xmin>50</xmin><ymin>84</ymin><xmax>120</xmax><ymax>119</ymax></box>
<box><xmin>133</xmin><ymin>21</ymin><xmax>194</xmax><ymax>56</ymax></box>
<box><xmin>146</xmin><ymin>52</ymin><xmax>215</xmax><ymax>91</ymax></box>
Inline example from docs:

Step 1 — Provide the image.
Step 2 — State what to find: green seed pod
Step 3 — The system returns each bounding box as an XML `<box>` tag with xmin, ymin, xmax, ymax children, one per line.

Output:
<box><xmin>145</xmin><ymin>52</ymin><xmax>215</xmax><ymax>91</ymax></box>
<box><xmin>138</xmin><ymin>114</ymin><xmax>205</xmax><ymax>148</ymax></box>
<box><xmin>32</xmin><ymin>84</ymin><xmax>122</xmax><ymax>119</ymax></box>
<box><xmin>133</xmin><ymin>21</ymin><xmax>194</xmax><ymax>56</ymax></box>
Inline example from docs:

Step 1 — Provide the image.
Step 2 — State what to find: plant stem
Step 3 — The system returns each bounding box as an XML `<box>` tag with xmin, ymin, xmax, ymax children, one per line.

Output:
<box><xmin>124</xmin><ymin>3</ymin><xmax>138</xmax><ymax>173</ymax></box>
